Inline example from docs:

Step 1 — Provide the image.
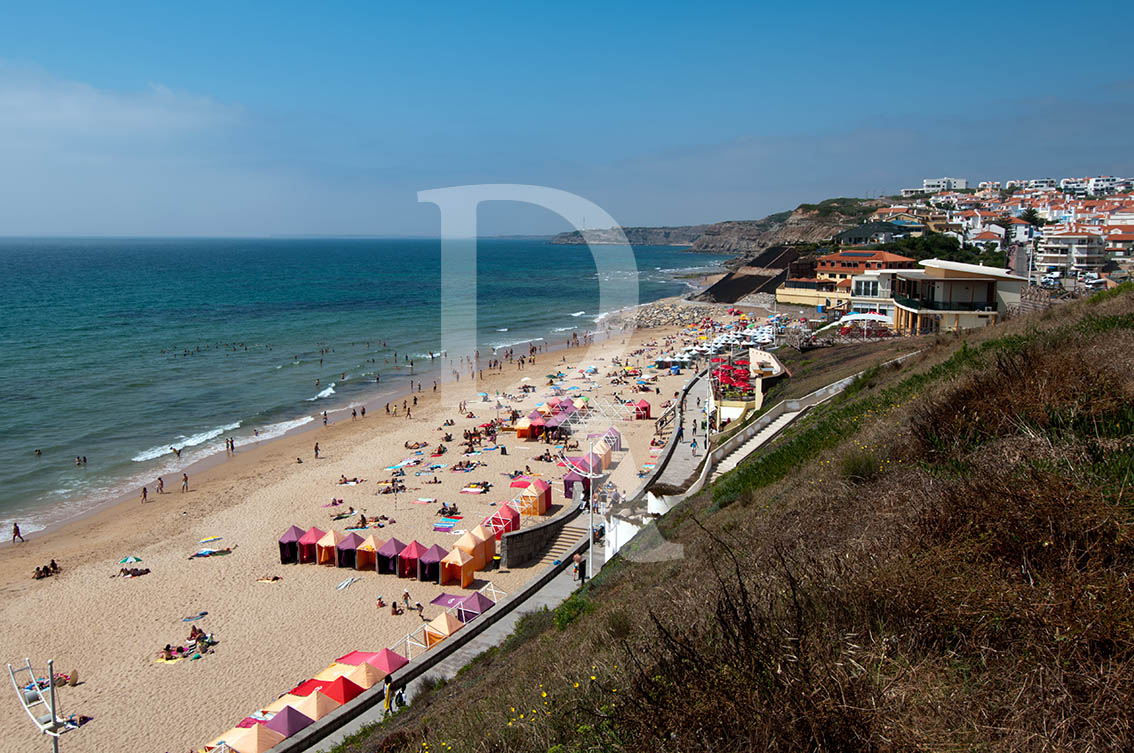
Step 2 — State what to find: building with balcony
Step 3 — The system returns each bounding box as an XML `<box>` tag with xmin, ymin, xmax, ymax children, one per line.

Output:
<box><xmin>889</xmin><ymin>259</ymin><xmax>1025</xmax><ymax>334</ymax></box>
<box><xmin>1035</xmin><ymin>229</ymin><xmax>1107</xmax><ymax>273</ymax></box>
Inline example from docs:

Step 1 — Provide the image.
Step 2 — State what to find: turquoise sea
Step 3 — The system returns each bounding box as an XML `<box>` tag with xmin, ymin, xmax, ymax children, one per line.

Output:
<box><xmin>0</xmin><ymin>238</ymin><xmax>727</xmax><ymax>534</ymax></box>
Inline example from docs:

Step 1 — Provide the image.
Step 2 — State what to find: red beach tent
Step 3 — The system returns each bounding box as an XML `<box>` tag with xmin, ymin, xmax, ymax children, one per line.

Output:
<box><xmin>297</xmin><ymin>526</ymin><xmax>325</xmax><ymax>564</ymax></box>
<box><xmin>320</xmin><ymin>676</ymin><xmax>364</xmax><ymax>705</ymax></box>
<box><xmin>397</xmin><ymin>540</ymin><xmax>427</xmax><ymax>578</ymax></box>
<box><xmin>278</xmin><ymin>525</ymin><xmax>305</xmax><ymax>564</ymax></box>
<box><xmin>482</xmin><ymin>506</ymin><xmax>520</xmax><ymax>539</ymax></box>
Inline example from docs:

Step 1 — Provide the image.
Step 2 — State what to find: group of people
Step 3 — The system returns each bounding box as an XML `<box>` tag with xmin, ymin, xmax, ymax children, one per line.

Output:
<box><xmin>32</xmin><ymin>560</ymin><xmax>61</xmax><ymax>580</ymax></box>
<box><xmin>158</xmin><ymin>625</ymin><xmax>215</xmax><ymax>661</ymax></box>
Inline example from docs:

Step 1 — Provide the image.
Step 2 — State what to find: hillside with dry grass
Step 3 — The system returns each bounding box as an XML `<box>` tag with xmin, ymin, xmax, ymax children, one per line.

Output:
<box><xmin>337</xmin><ymin>285</ymin><xmax>1134</xmax><ymax>753</ymax></box>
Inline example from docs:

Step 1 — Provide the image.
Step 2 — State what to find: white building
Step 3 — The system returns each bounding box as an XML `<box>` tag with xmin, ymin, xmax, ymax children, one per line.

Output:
<box><xmin>1028</xmin><ymin>178</ymin><xmax>1057</xmax><ymax>190</ymax></box>
<box><xmin>1035</xmin><ymin>229</ymin><xmax>1107</xmax><ymax>273</ymax></box>
<box><xmin>1088</xmin><ymin>176</ymin><xmax>1124</xmax><ymax>195</ymax></box>
<box><xmin>923</xmin><ymin>177</ymin><xmax>968</xmax><ymax>192</ymax></box>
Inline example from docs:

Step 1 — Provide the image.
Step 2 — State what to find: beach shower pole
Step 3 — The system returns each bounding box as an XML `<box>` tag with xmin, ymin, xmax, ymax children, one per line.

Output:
<box><xmin>46</xmin><ymin>659</ymin><xmax>60</xmax><ymax>753</ymax></box>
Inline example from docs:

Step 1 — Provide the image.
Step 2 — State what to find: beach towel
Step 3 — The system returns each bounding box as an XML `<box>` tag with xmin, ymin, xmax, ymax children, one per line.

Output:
<box><xmin>460</xmin><ymin>487</ymin><xmax>487</xmax><ymax>494</ymax></box>
<box><xmin>413</xmin><ymin>498</ymin><xmax>435</xmax><ymax>504</ymax></box>
<box><xmin>153</xmin><ymin>657</ymin><xmax>182</xmax><ymax>665</ymax></box>
<box><xmin>339</xmin><ymin>480</ymin><xmax>360</xmax><ymax>486</ymax></box>
<box><xmin>182</xmin><ymin>611</ymin><xmax>208</xmax><ymax>622</ymax></box>
<box><xmin>199</xmin><ymin>536</ymin><xmax>222</xmax><ymax>544</ymax></box>
<box><xmin>189</xmin><ymin>548</ymin><xmax>232</xmax><ymax>559</ymax></box>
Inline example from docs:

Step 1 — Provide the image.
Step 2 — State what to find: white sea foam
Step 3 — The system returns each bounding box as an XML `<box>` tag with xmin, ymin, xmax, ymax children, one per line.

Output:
<box><xmin>552</xmin><ymin>326</ymin><xmax>578</xmax><ymax>332</ymax></box>
<box><xmin>413</xmin><ymin>352</ymin><xmax>445</xmax><ymax>359</ymax></box>
<box><xmin>306</xmin><ymin>383</ymin><xmax>336</xmax><ymax>401</ymax></box>
<box><xmin>496</xmin><ymin>328</ymin><xmax>509</xmax><ymax>332</ymax></box>
<box><xmin>253</xmin><ymin>416</ymin><xmax>316</xmax><ymax>442</ymax></box>
<box><xmin>131</xmin><ymin>421</ymin><xmax>241</xmax><ymax>462</ymax></box>
<box><xmin>490</xmin><ymin>337</ymin><xmax>545</xmax><ymax>350</ymax></box>
<box><xmin>568</xmin><ymin>311</ymin><xmax>586</xmax><ymax>317</ymax></box>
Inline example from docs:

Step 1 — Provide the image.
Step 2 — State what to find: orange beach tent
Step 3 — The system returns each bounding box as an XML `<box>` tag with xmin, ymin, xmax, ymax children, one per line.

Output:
<box><xmin>470</xmin><ymin>525</ymin><xmax>497</xmax><ymax>566</ymax></box>
<box><xmin>225</xmin><ymin>723</ymin><xmax>285</xmax><ymax>753</ymax></box>
<box><xmin>355</xmin><ymin>535</ymin><xmax>382</xmax><ymax>571</ymax></box>
<box><xmin>288</xmin><ymin>691</ymin><xmax>340</xmax><ymax>721</ymax></box>
<box><xmin>440</xmin><ymin>547</ymin><xmax>475</xmax><ymax>588</ymax></box>
<box><xmin>344</xmin><ymin>661</ymin><xmax>384</xmax><ymax>690</ymax></box>
<box><xmin>316</xmin><ymin>530</ymin><xmax>345</xmax><ymax>565</ymax></box>
<box><xmin>261</xmin><ymin>694</ymin><xmax>302</xmax><ymax>714</ymax></box>
<box><xmin>519</xmin><ymin>478</ymin><xmax>551</xmax><ymax>515</ymax></box>
<box><xmin>424</xmin><ymin>612</ymin><xmax>463</xmax><ymax>648</ymax></box>
<box><xmin>453</xmin><ymin>531</ymin><xmax>485</xmax><ymax>570</ymax></box>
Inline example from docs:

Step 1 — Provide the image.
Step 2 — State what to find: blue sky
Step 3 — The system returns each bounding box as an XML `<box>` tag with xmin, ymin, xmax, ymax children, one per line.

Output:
<box><xmin>0</xmin><ymin>0</ymin><xmax>1131</xmax><ymax>235</ymax></box>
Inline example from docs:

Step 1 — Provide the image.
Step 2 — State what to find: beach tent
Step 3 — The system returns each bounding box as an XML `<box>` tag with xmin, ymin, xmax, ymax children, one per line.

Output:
<box><xmin>482</xmin><ymin>505</ymin><xmax>520</xmax><ymax>540</ymax></box>
<box><xmin>263</xmin><ymin>705</ymin><xmax>314</xmax><ymax>739</ymax></box>
<box><xmin>526</xmin><ymin>415</ymin><xmax>546</xmax><ymax>436</ymax></box>
<box><xmin>424</xmin><ymin>612</ymin><xmax>463</xmax><ymax>648</ymax></box>
<box><xmin>635</xmin><ymin>399</ymin><xmax>651</xmax><ymax>419</ymax></box>
<box><xmin>470</xmin><ymin>525</ymin><xmax>497</xmax><ymax>566</ymax></box>
<box><xmin>591</xmin><ymin>441</ymin><xmax>612</xmax><ymax>470</ymax></box>
<box><xmin>320</xmin><ymin>676</ymin><xmax>364</xmax><ymax>705</ymax></box>
<box><xmin>313</xmin><ymin>663</ymin><xmax>355</xmax><ymax>682</ymax></box>
<box><xmin>454</xmin><ymin>531</ymin><xmax>485</xmax><ymax>570</ymax></box>
<box><xmin>278</xmin><ymin>526</ymin><xmax>305</xmax><ymax>564</ymax></box>
<box><xmin>456</xmin><ymin>591</ymin><xmax>496</xmax><ymax>623</ymax></box>
<box><xmin>377</xmin><ymin>537</ymin><xmax>406</xmax><ymax>574</ymax></box>
<box><xmin>418</xmin><ymin>544</ymin><xmax>448</xmax><ymax>582</ymax></box>
<box><xmin>587</xmin><ymin>428</ymin><xmax>622</xmax><ymax>450</ymax></box>
<box><xmin>297</xmin><ymin>526</ymin><xmax>326</xmax><ymax>564</ymax></box>
<box><xmin>207</xmin><ymin>728</ymin><xmax>248</xmax><ymax>750</ymax></box>
<box><xmin>344</xmin><ymin>661</ymin><xmax>384</xmax><ymax>690</ymax></box>
<box><xmin>519</xmin><ymin>478</ymin><xmax>551</xmax><ymax>515</ymax></box>
<box><xmin>563</xmin><ymin>470</ymin><xmax>591</xmax><ymax>500</ymax></box>
<box><xmin>316</xmin><ymin>530</ymin><xmax>345</xmax><ymax>566</ymax></box>
<box><xmin>336</xmin><ymin>532</ymin><xmax>365</xmax><ymax>569</ymax></box>
<box><xmin>336</xmin><ymin>651</ymin><xmax>380</xmax><ymax>666</ymax></box>
<box><xmin>440</xmin><ymin>547</ymin><xmax>475</xmax><ymax>588</ymax></box>
<box><xmin>363</xmin><ymin>648</ymin><xmax>408</xmax><ymax>675</ymax></box>
<box><xmin>355</xmin><ymin>535</ymin><xmax>382</xmax><ymax>572</ymax></box>
<box><xmin>514</xmin><ymin>417</ymin><xmax>535</xmax><ymax>439</ymax></box>
<box><xmin>262</xmin><ymin>694</ymin><xmax>303</xmax><ymax>714</ymax></box>
<box><xmin>225</xmin><ymin>723</ymin><xmax>286</xmax><ymax>753</ymax></box>
<box><xmin>397</xmin><ymin>540</ymin><xmax>427</xmax><ymax>578</ymax></box>
<box><xmin>289</xmin><ymin>691</ymin><xmax>340</xmax><ymax>722</ymax></box>
<box><xmin>583</xmin><ymin>452</ymin><xmax>603</xmax><ymax>473</ymax></box>
<box><xmin>289</xmin><ymin>678</ymin><xmax>331</xmax><ymax>697</ymax></box>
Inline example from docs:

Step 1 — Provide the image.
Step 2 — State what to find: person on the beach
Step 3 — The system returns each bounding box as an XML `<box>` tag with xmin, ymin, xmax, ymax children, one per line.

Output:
<box><xmin>402</xmin><ymin>589</ymin><xmax>411</xmax><ymax>610</ymax></box>
<box><xmin>171</xmin><ymin>446</ymin><xmax>181</xmax><ymax>459</ymax></box>
<box><xmin>181</xmin><ymin>473</ymin><xmax>189</xmax><ymax>492</ymax></box>
<box><xmin>156</xmin><ymin>477</ymin><xmax>164</xmax><ymax>494</ymax></box>
<box><xmin>360</xmin><ymin>406</ymin><xmax>366</xmax><ymax>418</ymax></box>
<box><xmin>314</xmin><ymin>442</ymin><xmax>320</xmax><ymax>459</ymax></box>
<box><xmin>12</xmin><ymin>523</ymin><xmax>24</xmax><ymax>543</ymax></box>
<box><xmin>351</xmin><ymin>408</ymin><xmax>357</xmax><ymax>421</ymax></box>
<box><xmin>140</xmin><ymin>486</ymin><xmax>148</xmax><ymax>504</ymax></box>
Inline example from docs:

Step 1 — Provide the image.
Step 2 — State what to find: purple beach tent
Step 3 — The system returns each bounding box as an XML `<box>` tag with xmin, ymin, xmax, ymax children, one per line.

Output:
<box><xmin>563</xmin><ymin>470</ymin><xmax>591</xmax><ymax>500</ymax></box>
<box><xmin>376</xmin><ymin>537</ymin><xmax>406</xmax><ymax>574</ymax></box>
<box><xmin>278</xmin><ymin>525</ymin><xmax>305</xmax><ymax>564</ymax></box>
<box><xmin>417</xmin><ymin>544</ymin><xmax>448</xmax><ymax>583</ymax></box>
<box><xmin>263</xmin><ymin>705</ymin><xmax>314</xmax><ymax>738</ymax></box>
<box><xmin>456</xmin><ymin>591</ymin><xmax>496</xmax><ymax>623</ymax></box>
<box><xmin>336</xmin><ymin>532</ymin><xmax>365</xmax><ymax>569</ymax></box>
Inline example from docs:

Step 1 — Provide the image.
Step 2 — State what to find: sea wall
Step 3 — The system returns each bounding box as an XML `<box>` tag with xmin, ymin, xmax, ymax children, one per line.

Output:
<box><xmin>500</xmin><ymin>505</ymin><xmax>582</xmax><ymax>568</ymax></box>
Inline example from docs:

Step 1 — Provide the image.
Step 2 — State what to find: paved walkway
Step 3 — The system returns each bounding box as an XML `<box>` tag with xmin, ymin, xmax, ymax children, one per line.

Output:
<box><xmin>313</xmin><ymin>542</ymin><xmax>604</xmax><ymax>751</ymax></box>
<box><xmin>653</xmin><ymin>374</ymin><xmax>710</xmax><ymax>489</ymax></box>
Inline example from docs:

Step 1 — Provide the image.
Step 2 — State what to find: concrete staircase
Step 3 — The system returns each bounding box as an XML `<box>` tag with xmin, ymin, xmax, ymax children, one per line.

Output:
<box><xmin>536</xmin><ymin>524</ymin><xmax>588</xmax><ymax>567</ymax></box>
<box><xmin>711</xmin><ymin>410</ymin><xmax>800</xmax><ymax>482</ymax></box>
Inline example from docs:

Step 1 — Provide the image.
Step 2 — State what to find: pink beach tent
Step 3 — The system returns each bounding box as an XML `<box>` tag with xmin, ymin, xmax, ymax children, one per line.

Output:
<box><xmin>397</xmin><ymin>540</ymin><xmax>427</xmax><ymax>578</ymax></box>
<box><xmin>363</xmin><ymin>648</ymin><xmax>408</xmax><ymax>675</ymax></box>
<box><xmin>297</xmin><ymin>526</ymin><xmax>326</xmax><ymax>564</ymax></box>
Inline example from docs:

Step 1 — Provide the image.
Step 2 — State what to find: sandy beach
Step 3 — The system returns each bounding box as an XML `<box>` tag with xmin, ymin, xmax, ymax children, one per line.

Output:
<box><xmin>0</xmin><ymin>303</ymin><xmax>728</xmax><ymax>753</ymax></box>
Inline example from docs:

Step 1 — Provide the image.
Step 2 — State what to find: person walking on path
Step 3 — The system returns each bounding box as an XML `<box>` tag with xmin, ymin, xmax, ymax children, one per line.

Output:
<box><xmin>691</xmin><ymin>438</ymin><xmax>698</xmax><ymax>456</ymax></box>
<box><xmin>12</xmin><ymin>523</ymin><xmax>25</xmax><ymax>543</ymax></box>
<box><xmin>383</xmin><ymin>675</ymin><xmax>394</xmax><ymax>717</ymax></box>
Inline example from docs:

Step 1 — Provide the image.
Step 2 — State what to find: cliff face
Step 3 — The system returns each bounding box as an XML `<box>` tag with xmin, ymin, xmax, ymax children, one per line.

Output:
<box><xmin>549</xmin><ymin>225</ymin><xmax>709</xmax><ymax>246</ymax></box>
<box><xmin>550</xmin><ymin>198</ymin><xmax>888</xmax><ymax>254</ymax></box>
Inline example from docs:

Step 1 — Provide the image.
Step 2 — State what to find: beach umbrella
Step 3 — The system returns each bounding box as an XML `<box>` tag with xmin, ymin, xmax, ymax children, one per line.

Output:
<box><xmin>289</xmin><ymin>691</ymin><xmax>340</xmax><ymax>721</ymax></box>
<box><xmin>261</xmin><ymin>694</ymin><xmax>303</xmax><ymax>714</ymax></box>
<box><xmin>320</xmin><ymin>676</ymin><xmax>364</xmax><ymax>705</ymax></box>
<box><xmin>312</xmin><ymin>663</ymin><xmax>355</xmax><ymax>682</ymax></box>
<box><xmin>344</xmin><ymin>661</ymin><xmax>385</xmax><ymax>690</ymax></box>
<box><xmin>363</xmin><ymin>648</ymin><xmax>408</xmax><ymax>675</ymax></box>
<box><xmin>119</xmin><ymin>556</ymin><xmax>142</xmax><ymax>564</ymax></box>
<box><xmin>263</xmin><ymin>705</ymin><xmax>314</xmax><ymax>738</ymax></box>
<box><xmin>225</xmin><ymin>721</ymin><xmax>285</xmax><ymax>753</ymax></box>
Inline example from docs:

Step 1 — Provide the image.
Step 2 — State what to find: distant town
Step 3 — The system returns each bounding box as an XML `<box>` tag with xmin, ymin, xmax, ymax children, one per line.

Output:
<box><xmin>771</xmin><ymin>174</ymin><xmax>1133</xmax><ymax>336</ymax></box>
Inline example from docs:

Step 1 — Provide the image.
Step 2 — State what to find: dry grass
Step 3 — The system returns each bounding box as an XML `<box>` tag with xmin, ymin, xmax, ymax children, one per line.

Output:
<box><xmin>338</xmin><ymin>289</ymin><xmax>1134</xmax><ymax>753</ymax></box>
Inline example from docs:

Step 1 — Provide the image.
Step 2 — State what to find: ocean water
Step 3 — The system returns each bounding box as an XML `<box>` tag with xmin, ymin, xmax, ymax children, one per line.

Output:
<box><xmin>0</xmin><ymin>238</ymin><xmax>728</xmax><ymax>533</ymax></box>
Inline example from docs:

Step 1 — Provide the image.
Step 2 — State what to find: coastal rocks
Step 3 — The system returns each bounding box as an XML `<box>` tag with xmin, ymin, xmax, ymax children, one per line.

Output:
<box><xmin>610</xmin><ymin>302</ymin><xmax>717</xmax><ymax>330</ymax></box>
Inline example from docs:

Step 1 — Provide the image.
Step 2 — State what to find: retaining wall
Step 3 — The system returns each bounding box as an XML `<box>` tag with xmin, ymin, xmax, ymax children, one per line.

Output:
<box><xmin>500</xmin><ymin>505</ymin><xmax>582</xmax><ymax>568</ymax></box>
